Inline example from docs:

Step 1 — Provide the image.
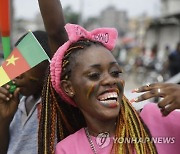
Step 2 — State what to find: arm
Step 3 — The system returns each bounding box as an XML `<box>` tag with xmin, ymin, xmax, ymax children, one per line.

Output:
<box><xmin>0</xmin><ymin>86</ymin><xmax>20</xmax><ymax>154</ymax></box>
<box><xmin>131</xmin><ymin>83</ymin><xmax>180</xmax><ymax>116</ymax></box>
<box><xmin>38</xmin><ymin>0</ymin><xmax>68</xmax><ymax>56</ymax></box>
<box><xmin>0</xmin><ymin>119</ymin><xmax>10</xmax><ymax>154</ymax></box>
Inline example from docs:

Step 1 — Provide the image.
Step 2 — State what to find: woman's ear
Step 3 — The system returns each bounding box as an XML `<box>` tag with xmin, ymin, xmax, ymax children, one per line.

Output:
<box><xmin>60</xmin><ymin>80</ymin><xmax>75</xmax><ymax>97</ymax></box>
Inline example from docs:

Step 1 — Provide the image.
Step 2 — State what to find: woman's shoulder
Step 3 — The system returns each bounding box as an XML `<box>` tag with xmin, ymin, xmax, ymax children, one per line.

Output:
<box><xmin>139</xmin><ymin>103</ymin><xmax>180</xmax><ymax>154</ymax></box>
<box><xmin>57</xmin><ymin>128</ymin><xmax>84</xmax><ymax>146</ymax></box>
<box><xmin>55</xmin><ymin>128</ymin><xmax>85</xmax><ymax>153</ymax></box>
<box><xmin>140</xmin><ymin>102</ymin><xmax>180</xmax><ymax>119</ymax></box>
<box><xmin>140</xmin><ymin>103</ymin><xmax>158</xmax><ymax>114</ymax></box>
<box><xmin>140</xmin><ymin>102</ymin><xmax>180</xmax><ymax>134</ymax></box>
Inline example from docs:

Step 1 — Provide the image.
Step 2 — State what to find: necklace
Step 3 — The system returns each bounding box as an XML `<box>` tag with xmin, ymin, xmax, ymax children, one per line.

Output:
<box><xmin>84</xmin><ymin>127</ymin><xmax>97</xmax><ymax>154</ymax></box>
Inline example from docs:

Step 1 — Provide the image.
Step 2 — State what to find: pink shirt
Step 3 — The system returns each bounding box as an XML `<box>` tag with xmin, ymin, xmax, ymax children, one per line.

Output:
<box><xmin>56</xmin><ymin>128</ymin><xmax>114</xmax><ymax>154</ymax></box>
<box><xmin>140</xmin><ymin>103</ymin><xmax>180</xmax><ymax>154</ymax></box>
<box><xmin>56</xmin><ymin>103</ymin><xmax>180</xmax><ymax>154</ymax></box>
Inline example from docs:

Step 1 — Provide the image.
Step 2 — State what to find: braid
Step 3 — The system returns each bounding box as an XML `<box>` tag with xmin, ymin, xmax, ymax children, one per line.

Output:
<box><xmin>114</xmin><ymin>96</ymin><xmax>157</xmax><ymax>154</ymax></box>
<box><xmin>38</xmin><ymin>66</ymin><xmax>86</xmax><ymax>154</ymax></box>
<box><xmin>61</xmin><ymin>39</ymin><xmax>103</xmax><ymax>80</ymax></box>
<box><xmin>38</xmin><ymin>39</ymin><xmax>157</xmax><ymax>154</ymax></box>
<box><xmin>59</xmin><ymin>39</ymin><xmax>156</xmax><ymax>153</ymax></box>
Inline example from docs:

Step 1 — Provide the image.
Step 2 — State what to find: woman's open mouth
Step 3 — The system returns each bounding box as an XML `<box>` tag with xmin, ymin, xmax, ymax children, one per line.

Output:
<box><xmin>97</xmin><ymin>91</ymin><xmax>119</xmax><ymax>108</ymax></box>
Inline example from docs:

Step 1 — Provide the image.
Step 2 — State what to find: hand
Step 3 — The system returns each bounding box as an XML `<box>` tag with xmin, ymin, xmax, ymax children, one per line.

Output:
<box><xmin>130</xmin><ymin>83</ymin><xmax>180</xmax><ymax>116</ymax></box>
<box><xmin>0</xmin><ymin>84</ymin><xmax>20</xmax><ymax>122</ymax></box>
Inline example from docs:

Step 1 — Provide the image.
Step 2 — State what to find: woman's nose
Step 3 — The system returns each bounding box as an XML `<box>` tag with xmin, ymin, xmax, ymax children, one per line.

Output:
<box><xmin>100</xmin><ymin>74</ymin><xmax>116</xmax><ymax>86</ymax></box>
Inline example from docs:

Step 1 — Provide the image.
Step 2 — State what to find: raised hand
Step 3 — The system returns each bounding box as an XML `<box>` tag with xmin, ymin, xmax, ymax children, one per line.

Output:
<box><xmin>131</xmin><ymin>83</ymin><xmax>180</xmax><ymax>116</ymax></box>
<box><xmin>0</xmin><ymin>84</ymin><xmax>20</xmax><ymax>122</ymax></box>
<box><xmin>38</xmin><ymin>0</ymin><xmax>68</xmax><ymax>55</ymax></box>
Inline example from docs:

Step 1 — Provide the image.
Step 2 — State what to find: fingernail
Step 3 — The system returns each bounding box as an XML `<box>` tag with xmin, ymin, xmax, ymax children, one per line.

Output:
<box><xmin>6</xmin><ymin>85</ymin><xmax>10</xmax><ymax>89</ymax></box>
<box><xmin>6</xmin><ymin>97</ymin><xmax>10</xmax><ymax>101</ymax></box>
<box><xmin>130</xmin><ymin>98</ymin><xmax>138</xmax><ymax>103</ymax></box>
<box><xmin>9</xmin><ymin>94</ymin><xmax>13</xmax><ymax>98</ymax></box>
<box><xmin>131</xmin><ymin>88</ymin><xmax>139</xmax><ymax>93</ymax></box>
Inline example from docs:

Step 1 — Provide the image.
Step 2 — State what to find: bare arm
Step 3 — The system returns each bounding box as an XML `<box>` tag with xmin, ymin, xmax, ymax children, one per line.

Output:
<box><xmin>38</xmin><ymin>0</ymin><xmax>68</xmax><ymax>56</ymax></box>
<box><xmin>0</xmin><ymin>120</ymin><xmax>10</xmax><ymax>154</ymax></box>
<box><xmin>0</xmin><ymin>86</ymin><xmax>20</xmax><ymax>154</ymax></box>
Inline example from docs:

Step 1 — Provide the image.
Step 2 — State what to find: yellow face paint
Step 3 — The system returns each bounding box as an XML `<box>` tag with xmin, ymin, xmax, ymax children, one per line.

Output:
<box><xmin>87</xmin><ymin>84</ymin><xmax>95</xmax><ymax>99</ymax></box>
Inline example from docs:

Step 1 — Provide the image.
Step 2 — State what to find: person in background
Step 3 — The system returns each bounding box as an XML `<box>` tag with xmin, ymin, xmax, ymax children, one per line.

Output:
<box><xmin>0</xmin><ymin>31</ymin><xmax>51</xmax><ymax>154</ymax></box>
<box><xmin>168</xmin><ymin>42</ymin><xmax>180</xmax><ymax>77</ymax></box>
<box><xmin>38</xmin><ymin>0</ymin><xmax>68</xmax><ymax>55</ymax></box>
<box><xmin>0</xmin><ymin>0</ymin><xmax>73</xmax><ymax>153</ymax></box>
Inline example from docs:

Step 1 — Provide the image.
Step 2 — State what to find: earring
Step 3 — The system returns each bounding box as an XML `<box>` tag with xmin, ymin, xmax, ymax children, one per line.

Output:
<box><xmin>71</xmin><ymin>92</ymin><xmax>74</xmax><ymax>97</ymax></box>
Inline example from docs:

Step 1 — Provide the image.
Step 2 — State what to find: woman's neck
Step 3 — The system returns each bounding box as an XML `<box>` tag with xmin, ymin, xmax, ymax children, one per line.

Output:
<box><xmin>85</xmin><ymin>117</ymin><xmax>117</xmax><ymax>137</ymax></box>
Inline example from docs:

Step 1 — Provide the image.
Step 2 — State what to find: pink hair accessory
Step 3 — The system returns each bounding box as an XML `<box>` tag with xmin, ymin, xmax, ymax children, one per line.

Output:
<box><xmin>50</xmin><ymin>23</ymin><xmax>118</xmax><ymax>106</ymax></box>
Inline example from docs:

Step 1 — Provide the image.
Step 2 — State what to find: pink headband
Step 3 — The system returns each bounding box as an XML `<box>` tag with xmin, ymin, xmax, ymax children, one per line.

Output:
<box><xmin>50</xmin><ymin>23</ymin><xmax>118</xmax><ymax>106</ymax></box>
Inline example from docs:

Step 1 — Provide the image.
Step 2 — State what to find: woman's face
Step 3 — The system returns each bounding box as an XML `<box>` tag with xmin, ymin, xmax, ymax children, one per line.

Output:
<box><xmin>69</xmin><ymin>45</ymin><xmax>124</xmax><ymax>121</ymax></box>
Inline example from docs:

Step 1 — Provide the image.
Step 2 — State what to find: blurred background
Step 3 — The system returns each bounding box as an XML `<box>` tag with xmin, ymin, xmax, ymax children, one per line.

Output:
<box><xmin>0</xmin><ymin>0</ymin><xmax>180</xmax><ymax>109</ymax></box>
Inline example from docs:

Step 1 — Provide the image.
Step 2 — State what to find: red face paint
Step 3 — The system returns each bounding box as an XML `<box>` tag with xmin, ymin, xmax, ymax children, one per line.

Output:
<box><xmin>86</xmin><ymin>84</ymin><xmax>99</xmax><ymax>99</ymax></box>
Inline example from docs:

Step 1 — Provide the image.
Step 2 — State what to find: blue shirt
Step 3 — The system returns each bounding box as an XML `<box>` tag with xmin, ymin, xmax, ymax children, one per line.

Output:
<box><xmin>8</xmin><ymin>96</ymin><xmax>41</xmax><ymax>154</ymax></box>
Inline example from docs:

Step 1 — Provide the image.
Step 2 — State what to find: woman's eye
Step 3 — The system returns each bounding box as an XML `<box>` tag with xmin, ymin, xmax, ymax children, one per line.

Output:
<box><xmin>111</xmin><ymin>71</ymin><xmax>122</xmax><ymax>77</ymax></box>
<box><xmin>88</xmin><ymin>73</ymin><xmax>100</xmax><ymax>80</ymax></box>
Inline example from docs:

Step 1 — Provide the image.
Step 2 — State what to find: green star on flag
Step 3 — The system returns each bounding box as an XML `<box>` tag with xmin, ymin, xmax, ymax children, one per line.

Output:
<box><xmin>0</xmin><ymin>31</ymin><xmax>50</xmax><ymax>87</ymax></box>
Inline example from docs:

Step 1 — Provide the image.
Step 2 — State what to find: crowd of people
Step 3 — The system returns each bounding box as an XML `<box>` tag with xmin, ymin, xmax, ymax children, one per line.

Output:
<box><xmin>116</xmin><ymin>42</ymin><xmax>180</xmax><ymax>85</ymax></box>
<box><xmin>0</xmin><ymin>0</ymin><xmax>180</xmax><ymax>154</ymax></box>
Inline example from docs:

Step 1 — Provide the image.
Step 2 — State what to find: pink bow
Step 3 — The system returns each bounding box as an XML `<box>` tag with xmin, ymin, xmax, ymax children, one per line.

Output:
<box><xmin>65</xmin><ymin>24</ymin><xmax>117</xmax><ymax>50</ymax></box>
<box><xmin>50</xmin><ymin>23</ymin><xmax>118</xmax><ymax>106</ymax></box>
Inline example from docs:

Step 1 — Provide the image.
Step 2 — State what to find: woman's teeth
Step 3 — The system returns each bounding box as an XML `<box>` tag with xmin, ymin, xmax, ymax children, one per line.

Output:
<box><xmin>98</xmin><ymin>92</ymin><xmax>118</xmax><ymax>101</ymax></box>
<box><xmin>98</xmin><ymin>92</ymin><xmax>119</xmax><ymax>107</ymax></box>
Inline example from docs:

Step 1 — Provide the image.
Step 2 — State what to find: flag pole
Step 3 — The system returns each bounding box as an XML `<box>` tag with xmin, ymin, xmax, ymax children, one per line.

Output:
<box><xmin>0</xmin><ymin>0</ymin><xmax>11</xmax><ymax>59</ymax></box>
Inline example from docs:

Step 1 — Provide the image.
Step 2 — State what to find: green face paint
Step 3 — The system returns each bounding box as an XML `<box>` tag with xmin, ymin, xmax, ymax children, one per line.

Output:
<box><xmin>117</xmin><ymin>82</ymin><xmax>124</xmax><ymax>95</ymax></box>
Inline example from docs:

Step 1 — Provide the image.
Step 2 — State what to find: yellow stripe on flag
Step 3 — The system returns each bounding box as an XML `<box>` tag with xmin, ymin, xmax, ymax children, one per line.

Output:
<box><xmin>0</xmin><ymin>66</ymin><xmax>10</xmax><ymax>87</ymax></box>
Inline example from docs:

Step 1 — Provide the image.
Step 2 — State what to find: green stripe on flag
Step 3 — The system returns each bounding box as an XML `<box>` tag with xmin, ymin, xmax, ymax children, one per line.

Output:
<box><xmin>16</xmin><ymin>32</ymin><xmax>50</xmax><ymax>67</ymax></box>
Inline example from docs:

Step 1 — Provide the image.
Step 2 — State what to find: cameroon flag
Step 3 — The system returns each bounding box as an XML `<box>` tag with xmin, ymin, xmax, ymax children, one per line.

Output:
<box><xmin>0</xmin><ymin>31</ymin><xmax>50</xmax><ymax>87</ymax></box>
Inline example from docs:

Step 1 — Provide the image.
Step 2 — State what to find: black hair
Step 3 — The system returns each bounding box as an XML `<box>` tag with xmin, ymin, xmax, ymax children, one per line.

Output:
<box><xmin>38</xmin><ymin>39</ymin><xmax>102</xmax><ymax>154</ymax></box>
<box><xmin>15</xmin><ymin>31</ymin><xmax>52</xmax><ymax>98</ymax></box>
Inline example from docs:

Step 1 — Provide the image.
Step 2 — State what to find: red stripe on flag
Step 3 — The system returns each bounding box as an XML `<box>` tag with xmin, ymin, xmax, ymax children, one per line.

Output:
<box><xmin>2</xmin><ymin>48</ymin><xmax>30</xmax><ymax>79</ymax></box>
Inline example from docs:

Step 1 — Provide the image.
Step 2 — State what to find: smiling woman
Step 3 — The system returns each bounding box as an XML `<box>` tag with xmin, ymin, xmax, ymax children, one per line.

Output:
<box><xmin>39</xmin><ymin>23</ymin><xmax>157</xmax><ymax>154</ymax></box>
